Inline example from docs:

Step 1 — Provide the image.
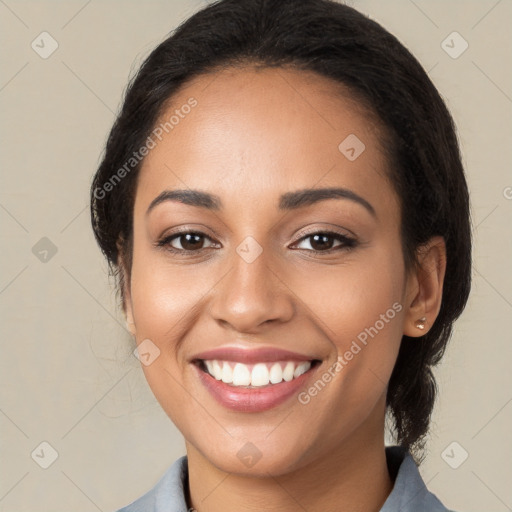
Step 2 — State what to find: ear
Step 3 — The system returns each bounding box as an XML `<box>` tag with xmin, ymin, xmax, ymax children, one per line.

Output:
<box><xmin>117</xmin><ymin>241</ymin><xmax>136</xmax><ymax>337</ymax></box>
<box><xmin>403</xmin><ymin>236</ymin><xmax>447</xmax><ymax>337</ymax></box>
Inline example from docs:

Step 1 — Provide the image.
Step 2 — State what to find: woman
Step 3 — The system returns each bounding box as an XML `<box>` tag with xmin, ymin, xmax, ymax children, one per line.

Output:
<box><xmin>90</xmin><ymin>0</ymin><xmax>471</xmax><ymax>510</ymax></box>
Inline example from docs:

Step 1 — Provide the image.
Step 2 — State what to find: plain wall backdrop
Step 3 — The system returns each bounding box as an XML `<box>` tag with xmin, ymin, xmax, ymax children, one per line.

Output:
<box><xmin>1</xmin><ymin>1</ymin><xmax>511</xmax><ymax>511</ymax></box>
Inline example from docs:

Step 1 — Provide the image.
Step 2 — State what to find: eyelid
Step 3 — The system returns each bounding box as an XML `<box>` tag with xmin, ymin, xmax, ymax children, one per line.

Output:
<box><xmin>157</xmin><ymin>224</ymin><xmax>218</xmax><ymax>242</ymax></box>
<box><xmin>292</xmin><ymin>224</ymin><xmax>357</xmax><ymax>242</ymax></box>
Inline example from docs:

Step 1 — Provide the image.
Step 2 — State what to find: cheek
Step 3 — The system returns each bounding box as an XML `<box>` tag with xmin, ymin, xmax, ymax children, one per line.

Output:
<box><xmin>127</xmin><ymin>249</ymin><xmax>198</xmax><ymax>405</ymax></box>
<box><xmin>129</xmin><ymin>252</ymin><xmax>207</xmax><ymax>339</ymax></box>
<box><xmin>285</xmin><ymin>248</ymin><xmax>405</xmax><ymax>405</ymax></box>
<box><xmin>129</xmin><ymin>262</ymin><xmax>199</xmax><ymax>431</ymax></box>
<box><xmin>286</xmin><ymin>249</ymin><xmax>404</xmax><ymax>344</ymax></box>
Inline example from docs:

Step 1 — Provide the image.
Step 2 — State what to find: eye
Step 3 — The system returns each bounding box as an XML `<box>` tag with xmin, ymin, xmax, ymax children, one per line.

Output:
<box><xmin>292</xmin><ymin>231</ymin><xmax>357</xmax><ymax>253</ymax></box>
<box><xmin>156</xmin><ymin>229</ymin><xmax>357</xmax><ymax>255</ymax></box>
<box><xmin>157</xmin><ymin>231</ymin><xmax>217</xmax><ymax>253</ymax></box>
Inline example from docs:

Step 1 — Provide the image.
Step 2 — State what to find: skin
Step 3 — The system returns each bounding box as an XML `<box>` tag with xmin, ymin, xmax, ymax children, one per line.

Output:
<box><xmin>121</xmin><ymin>66</ymin><xmax>446</xmax><ymax>512</ymax></box>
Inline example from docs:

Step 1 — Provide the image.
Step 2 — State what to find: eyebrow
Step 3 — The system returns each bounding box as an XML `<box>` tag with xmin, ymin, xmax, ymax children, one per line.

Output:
<box><xmin>146</xmin><ymin>187</ymin><xmax>376</xmax><ymax>218</ymax></box>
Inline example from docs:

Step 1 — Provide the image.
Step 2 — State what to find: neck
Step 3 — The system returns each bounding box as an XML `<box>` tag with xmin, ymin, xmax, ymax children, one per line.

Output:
<box><xmin>185</xmin><ymin>409</ymin><xmax>393</xmax><ymax>512</ymax></box>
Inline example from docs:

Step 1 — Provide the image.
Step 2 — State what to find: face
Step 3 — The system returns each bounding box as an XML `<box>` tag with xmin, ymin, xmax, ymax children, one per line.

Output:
<box><xmin>124</xmin><ymin>66</ymin><xmax>413</xmax><ymax>476</ymax></box>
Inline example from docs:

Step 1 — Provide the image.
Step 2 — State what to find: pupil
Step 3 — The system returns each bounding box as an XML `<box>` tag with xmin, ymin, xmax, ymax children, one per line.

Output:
<box><xmin>182</xmin><ymin>233</ymin><xmax>202</xmax><ymax>250</ymax></box>
<box><xmin>311</xmin><ymin>234</ymin><xmax>332</xmax><ymax>251</ymax></box>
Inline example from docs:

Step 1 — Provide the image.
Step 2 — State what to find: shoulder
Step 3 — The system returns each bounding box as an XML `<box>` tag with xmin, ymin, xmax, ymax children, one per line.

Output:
<box><xmin>381</xmin><ymin>446</ymin><xmax>459</xmax><ymax>512</ymax></box>
<box><xmin>113</xmin><ymin>455</ymin><xmax>189</xmax><ymax>512</ymax></box>
<box><xmin>113</xmin><ymin>449</ymin><xmax>461</xmax><ymax>512</ymax></box>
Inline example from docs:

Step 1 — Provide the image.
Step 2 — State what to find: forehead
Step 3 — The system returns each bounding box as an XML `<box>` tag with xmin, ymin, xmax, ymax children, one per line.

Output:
<box><xmin>135</xmin><ymin>65</ymin><xmax>398</xmax><ymax>219</ymax></box>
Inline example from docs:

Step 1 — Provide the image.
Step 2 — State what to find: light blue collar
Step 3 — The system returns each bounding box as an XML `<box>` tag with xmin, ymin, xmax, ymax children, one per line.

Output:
<box><xmin>116</xmin><ymin>446</ymin><xmax>454</xmax><ymax>511</ymax></box>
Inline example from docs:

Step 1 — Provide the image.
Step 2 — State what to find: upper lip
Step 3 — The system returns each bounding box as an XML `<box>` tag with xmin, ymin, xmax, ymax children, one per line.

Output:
<box><xmin>190</xmin><ymin>346</ymin><xmax>319</xmax><ymax>364</ymax></box>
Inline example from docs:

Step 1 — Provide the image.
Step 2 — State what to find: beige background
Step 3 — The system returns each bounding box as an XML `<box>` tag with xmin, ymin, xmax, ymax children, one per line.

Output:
<box><xmin>1</xmin><ymin>0</ymin><xmax>511</xmax><ymax>511</ymax></box>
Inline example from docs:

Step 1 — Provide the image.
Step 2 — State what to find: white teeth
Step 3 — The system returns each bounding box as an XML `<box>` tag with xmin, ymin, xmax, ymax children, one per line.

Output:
<box><xmin>221</xmin><ymin>361</ymin><xmax>233</xmax><ymax>383</ymax></box>
<box><xmin>251</xmin><ymin>363</ymin><xmax>270</xmax><ymax>387</ymax></box>
<box><xmin>269</xmin><ymin>362</ymin><xmax>283</xmax><ymax>384</ymax></box>
<box><xmin>232</xmin><ymin>362</ymin><xmax>251</xmax><ymax>386</ymax></box>
<box><xmin>293</xmin><ymin>362</ymin><xmax>310</xmax><ymax>378</ymax></box>
<box><xmin>212</xmin><ymin>360</ymin><xmax>222</xmax><ymax>380</ymax></box>
<box><xmin>204</xmin><ymin>360</ymin><xmax>215</xmax><ymax>377</ymax></box>
<box><xmin>201</xmin><ymin>359</ymin><xmax>313</xmax><ymax>387</ymax></box>
<box><xmin>283</xmin><ymin>362</ymin><xmax>295</xmax><ymax>382</ymax></box>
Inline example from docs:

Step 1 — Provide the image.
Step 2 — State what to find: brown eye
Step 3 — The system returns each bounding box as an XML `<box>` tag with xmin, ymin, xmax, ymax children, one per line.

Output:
<box><xmin>158</xmin><ymin>231</ymin><xmax>216</xmax><ymax>252</ymax></box>
<box><xmin>293</xmin><ymin>231</ymin><xmax>357</xmax><ymax>253</ymax></box>
<box><xmin>175</xmin><ymin>233</ymin><xmax>205</xmax><ymax>251</ymax></box>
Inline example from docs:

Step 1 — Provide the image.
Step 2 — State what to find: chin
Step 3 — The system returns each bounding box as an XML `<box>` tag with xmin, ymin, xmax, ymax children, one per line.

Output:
<box><xmin>191</xmin><ymin>433</ymin><xmax>313</xmax><ymax>477</ymax></box>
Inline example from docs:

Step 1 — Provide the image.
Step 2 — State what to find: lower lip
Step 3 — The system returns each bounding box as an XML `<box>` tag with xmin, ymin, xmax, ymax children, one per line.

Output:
<box><xmin>193</xmin><ymin>362</ymin><xmax>319</xmax><ymax>412</ymax></box>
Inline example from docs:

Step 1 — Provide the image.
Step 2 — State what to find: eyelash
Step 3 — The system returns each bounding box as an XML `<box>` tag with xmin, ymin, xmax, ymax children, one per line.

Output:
<box><xmin>156</xmin><ymin>228</ymin><xmax>358</xmax><ymax>255</ymax></box>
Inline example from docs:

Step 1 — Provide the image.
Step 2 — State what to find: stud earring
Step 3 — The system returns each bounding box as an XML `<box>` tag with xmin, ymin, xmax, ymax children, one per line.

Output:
<box><xmin>414</xmin><ymin>316</ymin><xmax>427</xmax><ymax>330</ymax></box>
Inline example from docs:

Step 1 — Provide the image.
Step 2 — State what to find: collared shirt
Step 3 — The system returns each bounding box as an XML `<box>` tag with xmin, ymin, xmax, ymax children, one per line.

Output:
<box><xmin>115</xmin><ymin>446</ymin><xmax>455</xmax><ymax>512</ymax></box>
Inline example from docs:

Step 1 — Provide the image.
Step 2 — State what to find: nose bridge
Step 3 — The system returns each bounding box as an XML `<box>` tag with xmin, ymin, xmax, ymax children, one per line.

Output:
<box><xmin>209</xmin><ymin>235</ymin><xmax>294</xmax><ymax>331</ymax></box>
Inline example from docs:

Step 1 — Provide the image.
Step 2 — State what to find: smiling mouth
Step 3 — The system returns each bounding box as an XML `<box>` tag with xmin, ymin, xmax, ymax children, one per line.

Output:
<box><xmin>194</xmin><ymin>359</ymin><xmax>322</xmax><ymax>388</ymax></box>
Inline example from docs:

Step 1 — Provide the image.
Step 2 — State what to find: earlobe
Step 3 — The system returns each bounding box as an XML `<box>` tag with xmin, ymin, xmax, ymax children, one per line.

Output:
<box><xmin>117</xmin><ymin>241</ymin><xmax>136</xmax><ymax>337</ymax></box>
<box><xmin>123</xmin><ymin>281</ymin><xmax>137</xmax><ymax>336</ymax></box>
<box><xmin>403</xmin><ymin>236</ymin><xmax>447</xmax><ymax>337</ymax></box>
<box><xmin>125</xmin><ymin>305</ymin><xmax>136</xmax><ymax>336</ymax></box>
<box><xmin>413</xmin><ymin>316</ymin><xmax>427</xmax><ymax>331</ymax></box>
<box><xmin>126</xmin><ymin>321</ymin><xmax>136</xmax><ymax>336</ymax></box>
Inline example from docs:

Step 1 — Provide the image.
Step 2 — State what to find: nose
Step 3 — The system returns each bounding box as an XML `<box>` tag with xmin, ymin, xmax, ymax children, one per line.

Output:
<box><xmin>208</xmin><ymin>242</ymin><xmax>295</xmax><ymax>333</ymax></box>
